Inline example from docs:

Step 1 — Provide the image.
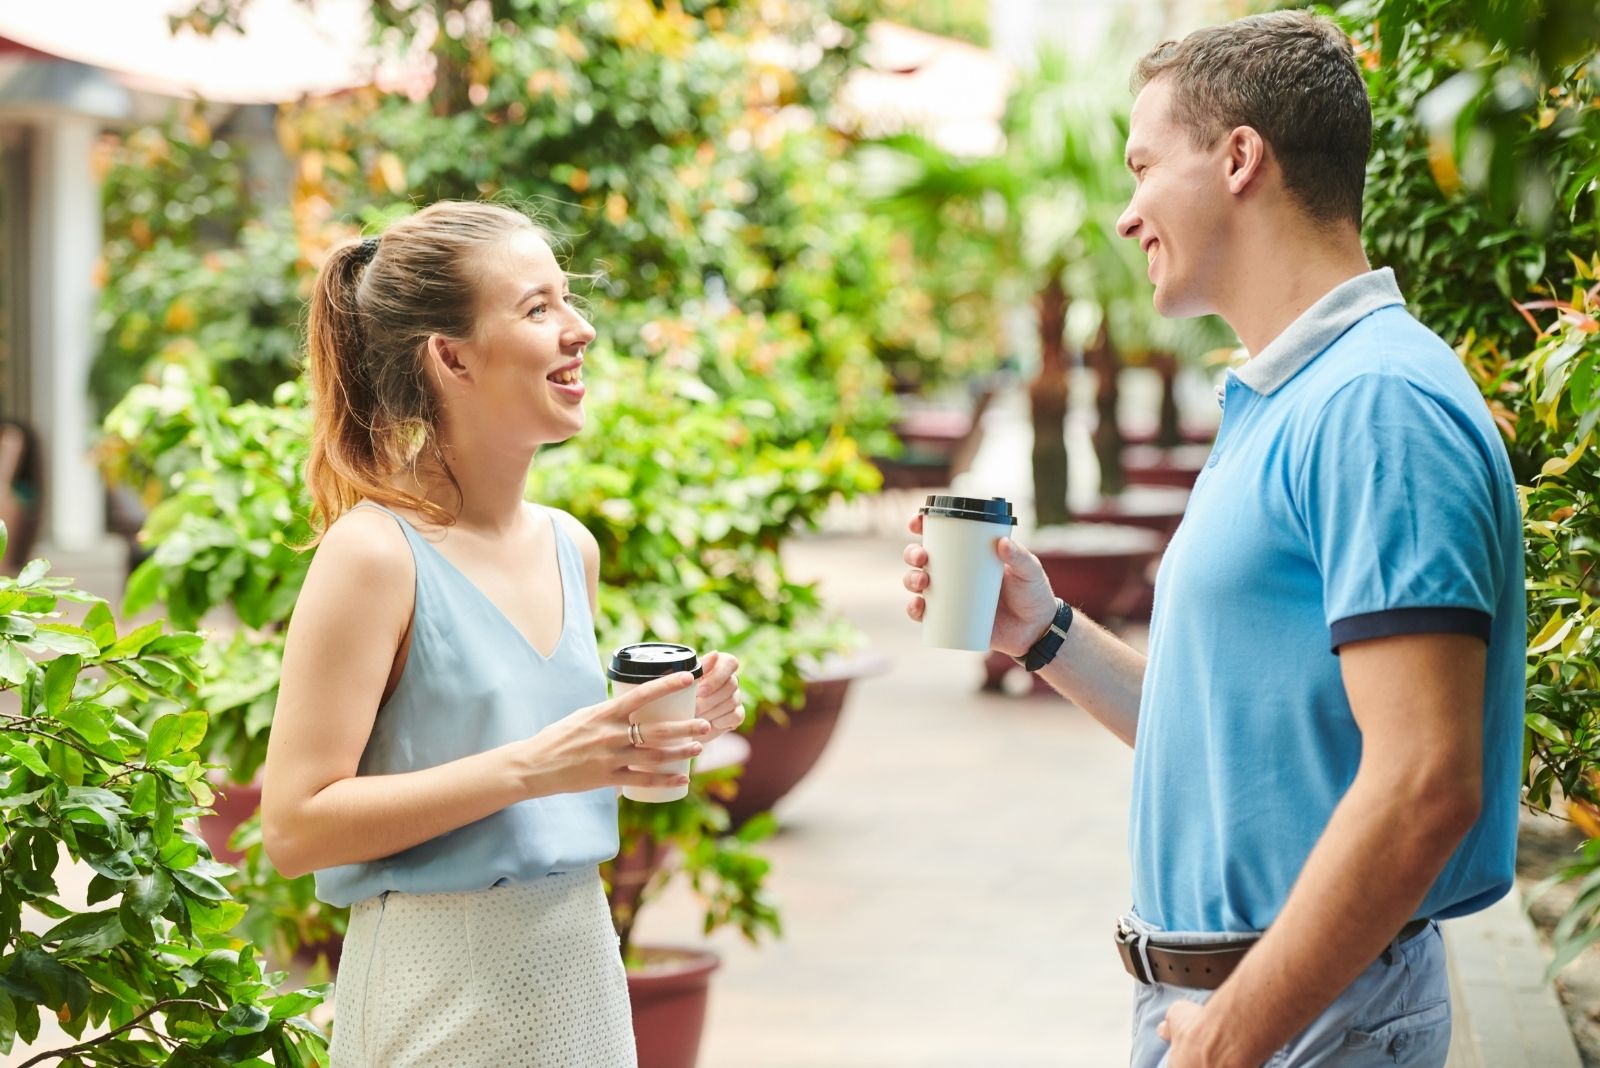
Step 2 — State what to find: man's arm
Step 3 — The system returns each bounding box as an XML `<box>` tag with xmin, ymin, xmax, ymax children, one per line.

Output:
<box><xmin>1163</xmin><ymin>631</ymin><xmax>1485</xmax><ymax>1067</ymax></box>
<box><xmin>1030</xmin><ymin>605</ymin><xmax>1146</xmax><ymax>747</ymax></box>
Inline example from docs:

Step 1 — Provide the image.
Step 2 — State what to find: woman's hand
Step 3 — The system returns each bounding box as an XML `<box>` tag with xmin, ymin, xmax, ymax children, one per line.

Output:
<box><xmin>522</xmin><ymin>672</ymin><xmax>710</xmax><ymax>796</ymax></box>
<box><xmin>695</xmin><ymin>650</ymin><xmax>745</xmax><ymax>738</ymax></box>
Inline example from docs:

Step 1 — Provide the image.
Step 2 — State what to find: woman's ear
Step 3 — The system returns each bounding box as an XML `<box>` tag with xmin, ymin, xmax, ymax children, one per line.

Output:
<box><xmin>1224</xmin><ymin>125</ymin><xmax>1268</xmax><ymax>196</ymax></box>
<box><xmin>426</xmin><ymin>335</ymin><xmax>472</xmax><ymax>385</ymax></box>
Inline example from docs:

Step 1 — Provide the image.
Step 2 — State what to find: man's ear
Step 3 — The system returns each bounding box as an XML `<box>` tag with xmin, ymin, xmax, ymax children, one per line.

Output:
<box><xmin>426</xmin><ymin>335</ymin><xmax>472</xmax><ymax>385</ymax></box>
<box><xmin>1224</xmin><ymin>125</ymin><xmax>1268</xmax><ymax>197</ymax></box>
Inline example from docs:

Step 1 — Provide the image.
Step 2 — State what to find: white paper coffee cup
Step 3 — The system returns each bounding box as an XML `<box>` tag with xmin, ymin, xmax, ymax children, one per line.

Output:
<box><xmin>609</xmin><ymin>643</ymin><xmax>703</xmax><ymax>803</ymax></box>
<box><xmin>918</xmin><ymin>495</ymin><xmax>1018</xmax><ymax>651</ymax></box>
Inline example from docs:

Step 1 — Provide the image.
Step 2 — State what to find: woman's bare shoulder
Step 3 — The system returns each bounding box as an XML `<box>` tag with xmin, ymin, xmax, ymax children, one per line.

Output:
<box><xmin>297</xmin><ymin>505</ymin><xmax>416</xmax><ymax>625</ymax></box>
<box><xmin>541</xmin><ymin>505</ymin><xmax>597</xmax><ymax>553</ymax></box>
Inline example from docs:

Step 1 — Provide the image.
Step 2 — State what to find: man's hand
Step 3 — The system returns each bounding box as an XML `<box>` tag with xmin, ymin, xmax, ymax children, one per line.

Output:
<box><xmin>901</xmin><ymin>513</ymin><xmax>1058</xmax><ymax>656</ymax></box>
<box><xmin>1158</xmin><ymin>1000</ymin><xmax>1235</xmax><ymax>1068</ymax></box>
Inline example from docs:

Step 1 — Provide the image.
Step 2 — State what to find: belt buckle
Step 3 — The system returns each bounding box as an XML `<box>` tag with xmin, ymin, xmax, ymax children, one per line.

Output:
<box><xmin>1114</xmin><ymin>918</ymin><xmax>1153</xmax><ymax>984</ymax></box>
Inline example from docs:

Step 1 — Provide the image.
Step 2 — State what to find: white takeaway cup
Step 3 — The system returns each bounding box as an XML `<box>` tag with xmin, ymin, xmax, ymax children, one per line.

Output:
<box><xmin>609</xmin><ymin>642</ymin><xmax>703</xmax><ymax>803</ymax></box>
<box><xmin>918</xmin><ymin>495</ymin><xmax>1018</xmax><ymax>651</ymax></box>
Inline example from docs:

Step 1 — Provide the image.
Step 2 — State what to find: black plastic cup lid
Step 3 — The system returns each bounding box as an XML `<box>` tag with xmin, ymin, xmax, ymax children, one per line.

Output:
<box><xmin>608</xmin><ymin>642</ymin><xmax>704</xmax><ymax>683</ymax></box>
<box><xmin>918</xmin><ymin>495</ymin><xmax>1018</xmax><ymax>526</ymax></box>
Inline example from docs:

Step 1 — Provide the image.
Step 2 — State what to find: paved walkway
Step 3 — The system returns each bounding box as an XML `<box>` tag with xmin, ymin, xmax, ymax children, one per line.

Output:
<box><xmin>634</xmin><ymin>524</ymin><xmax>1141</xmax><ymax>1066</ymax></box>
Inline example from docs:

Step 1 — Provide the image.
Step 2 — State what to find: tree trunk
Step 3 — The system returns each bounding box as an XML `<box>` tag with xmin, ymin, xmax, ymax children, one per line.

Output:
<box><xmin>1087</xmin><ymin>330</ymin><xmax>1124</xmax><ymax>498</ymax></box>
<box><xmin>1153</xmin><ymin>350</ymin><xmax>1182</xmax><ymax>449</ymax></box>
<box><xmin>1031</xmin><ymin>277</ymin><xmax>1071</xmax><ymax>527</ymax></box>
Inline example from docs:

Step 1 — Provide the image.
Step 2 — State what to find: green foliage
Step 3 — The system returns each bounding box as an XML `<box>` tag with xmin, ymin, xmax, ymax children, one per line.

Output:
<box><xmin>873</xmin><ymin>0</ymin><xmax>989</xmax><ymax>44</ymax></box>
<box><xmin>0</xmin><ymin>540</ymin><xmax>325</xmax><ymax>1064</ymax></box>
<box><xmin>1357</xmin><ymin>0</ymin><xmax>1600</xmax><ymax>344</ymax></box>
<box><xmin>94</xmin><ymin>112</ymin><xmax>300</xmax><ymax>417</ymax></box>
<box><xmin>604</xmin><ymin>765</ymin><xmax>781</xmax><ymax>961</ymax></box>
<box><xmin>1357</xmin><ymin>0</ymin><xmax>1600</xmax><ymax>977</ymax></box>
<box><xmin>100</xmin><ymin>367</ymin><xmax>312</xmax><ymax>788</ymax></box>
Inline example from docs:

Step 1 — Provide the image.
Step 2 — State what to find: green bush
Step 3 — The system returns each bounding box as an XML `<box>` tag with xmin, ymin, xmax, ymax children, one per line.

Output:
<box><xmin>0</xmin><ymin>535</ymin><xmax>325</xmax><ymax>1065</ymax></box>
<box><xmin>1356</xmin><ymin>0</ymin><xmax>1600</xmax><ymax>973</ymax></box>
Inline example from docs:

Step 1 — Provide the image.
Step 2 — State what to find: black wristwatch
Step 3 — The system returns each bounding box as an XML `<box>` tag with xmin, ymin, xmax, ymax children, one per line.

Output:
<box><xmin>1013</xmin><ymin>598</ymin><xmax>1075</xmax><ymax>673</ymax></box>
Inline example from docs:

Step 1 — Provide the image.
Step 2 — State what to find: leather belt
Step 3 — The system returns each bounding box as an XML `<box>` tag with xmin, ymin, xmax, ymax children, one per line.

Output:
<box><xmin>1115</xmin><ymin>917</ymin><xmax>1431</xmax><ymax>991</ymax></box>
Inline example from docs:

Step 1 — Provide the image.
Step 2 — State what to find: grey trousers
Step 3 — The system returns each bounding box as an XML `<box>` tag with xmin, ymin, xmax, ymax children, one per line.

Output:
<box><xmin>1125</xmin><ymin>912</ymin><xmax>1450</xmax><ymax>1067</ymax></box>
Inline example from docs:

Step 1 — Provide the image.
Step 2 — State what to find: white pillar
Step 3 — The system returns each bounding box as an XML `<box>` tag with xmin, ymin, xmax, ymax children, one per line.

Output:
<box><xmin>29</xmin><ymin>114</ymin><xmax>105</xmax><ymax>552</ymax></box>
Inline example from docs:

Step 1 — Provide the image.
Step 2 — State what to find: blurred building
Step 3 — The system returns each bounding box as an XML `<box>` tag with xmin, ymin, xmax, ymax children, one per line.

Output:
<box><xmin>0</xmin><ymin>0</ymin><xmax>372</xmax><ymax>574</ymax></box>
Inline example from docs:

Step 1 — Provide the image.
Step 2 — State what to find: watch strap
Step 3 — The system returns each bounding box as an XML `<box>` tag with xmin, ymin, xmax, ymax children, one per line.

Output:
<box><xmin>1014</xmin><ymin>598</ymin><xmax>1074</xmax><ymax>673</ymax></box>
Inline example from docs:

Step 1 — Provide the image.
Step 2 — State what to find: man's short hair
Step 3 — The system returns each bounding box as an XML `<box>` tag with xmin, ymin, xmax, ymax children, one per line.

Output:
<box><xmin>1132</xmin><ymin>10</ymin><xmax>1371</xmax><ymax>227</ymax></box>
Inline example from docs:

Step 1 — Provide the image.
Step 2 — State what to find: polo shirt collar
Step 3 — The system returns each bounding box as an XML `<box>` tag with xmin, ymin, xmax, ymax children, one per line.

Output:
<box><xmin>1232</xmin><ymin>268</ymin><xmax>1405</xmax><ymax>396</ymax></box>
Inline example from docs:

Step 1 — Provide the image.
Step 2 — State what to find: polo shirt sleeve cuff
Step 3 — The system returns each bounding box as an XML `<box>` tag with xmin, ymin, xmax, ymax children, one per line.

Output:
<box><xmin>1329</xmin><ymin>607</ymin><xmax>1492</xmax><ymax>652</ymax></box>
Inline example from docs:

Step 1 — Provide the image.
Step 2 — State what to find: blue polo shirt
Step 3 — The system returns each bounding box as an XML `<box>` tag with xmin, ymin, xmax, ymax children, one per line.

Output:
<box><xmin>1130</xmin><ymin>269</ymin><xmax>1525</xmax><ymax>934</ymax></box>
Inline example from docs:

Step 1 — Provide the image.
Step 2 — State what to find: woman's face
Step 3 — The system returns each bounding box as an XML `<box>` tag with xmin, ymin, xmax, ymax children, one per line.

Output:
<box><xmin>448</xmin><ymin>229</ymin><xmax>597</xmax><ymax>448</ymax></box>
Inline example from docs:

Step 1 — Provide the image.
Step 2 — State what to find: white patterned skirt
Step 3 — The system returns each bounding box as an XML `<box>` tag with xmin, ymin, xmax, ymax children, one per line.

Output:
<box><xmin>328</xmin><ymin>867</ymin><xmax>636</xmax><ymax>1068</ymax></box>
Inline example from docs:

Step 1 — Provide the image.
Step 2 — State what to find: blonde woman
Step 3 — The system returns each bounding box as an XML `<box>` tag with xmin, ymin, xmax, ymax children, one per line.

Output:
<box><xmin>261</xmin><ymin>202</ymin><xmax>745</xmax><ymax>1066</ymax></box>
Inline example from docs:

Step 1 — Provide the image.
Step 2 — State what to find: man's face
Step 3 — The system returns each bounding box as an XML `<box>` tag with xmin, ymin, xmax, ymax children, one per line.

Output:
<box><xmin>1116</xmin><ymin>78</ymin><xmax>1231</xmax><ymax>319</ymax></box>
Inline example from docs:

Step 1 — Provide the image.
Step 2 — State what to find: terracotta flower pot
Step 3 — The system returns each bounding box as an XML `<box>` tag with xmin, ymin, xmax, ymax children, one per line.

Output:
<box><xmin>197</xmin><ymin>777</ymin><xmax>262</xmax><ymax>866</ymax></box>
<box><xmin>1072</xmin><ymin>486</ymin><xmax>1191</xmax><ymax>544</ymax></box>
<box><xmin>722</xmin><ymin>650</ymin><xmax>889</xmax><ymax>828</ymax></box>
<box><xmin>1122</xmin><ymin>444</ymin><xmax>1213</xmax><ymax>489</ymax></box>
<box><xmin>628</xmin><ymin>946</ymin><xmax>721</xmax><ymax>1068</ymax></box>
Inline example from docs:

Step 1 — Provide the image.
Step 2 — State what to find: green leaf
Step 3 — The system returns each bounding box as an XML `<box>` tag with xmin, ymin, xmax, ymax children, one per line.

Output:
<box><xmin>44</xmin><ymin>911</ymin><xmax>127</xmax><ymax>957</ymax></box>
<box><xmin>26</xmin><ymin>625</ymin><xmax>100</xmax><ymax>657</ymax></box>
<box><xmin>42</xmin><ymin>655</ymin><xmax>79</xmax><ymax>718</ymax></box>
<box><xmin>172</xmin><ymin>867</ymin><xmax>230</xmax><ymax>901</ymax></box>
<box><xmin>15</xmin><ymin>559</ymin><xmax>49</xmax><ymax>587</ymax></box>
<box><xmin>80</xmin><ymin>602</ymin><xmax>116</xmax><ymax>649</ymax></box>
<box><xmin>143</xmin><ymin>632</ymin><xmax>205</xmax><ymax>659</ymax></box>
<box><xmin>54</xmin><ymin>703</ymin><xmax>112</xmax><ymax>747</ymax></box>
<box><xmin>267</xmin><ymin>990</ymin><xmax>325</xmax><ymax>1021</ymax></box>
<box><xmin>0</xmin><ymin>642</ymin><xmax>29</xmax><ymax>686</ymax></box>
<box><xmin>122</xmin><ymin>867</ymin><xmax>175</xmax><ymax>924</ymax></box>
<box><xmin>1527</xmin><ymin>711</ymin><xmax>1568</xmax><ymax>743</ymax></box>
<box><xmin>0</xmin><ymin>990</ymin><xmax>14</xmax><ymax>1055</ymax></box>
<box><xmin>147</xmin><ymin>713</ymin><xmax>183</xmax><ymax>762</ymax></box>
<box><xmin>219</xmin><ymin>1002</ymin><xmax>271</xmax><ymax>1034</ymax></box>
<box><xmin>83</xmin><ymin>850</ymin><xmax>138</xmax><ymax>881</ymax></box>
<box><xmin>188</xmin><ymin>897</ymin><xmax>248</xmax><ymax>936</ymax></box>
<box><xmin>120</xmin><ymin>557</ymin><xmax>164</xmax><ymax>618</ymax></box>
<box><xmin>6</xmin><ymin>739</ymin><xmax>50</xmax><ymax>776</ymax></box>
<box><xmin>107</xmin><ymin>620</ymin><xmax>165</xmax><ymax>659</ymax></box>
<box><xmin>132</xmin><ymin>772</ymin><xmax>159</xmax><ymax>814</ymax></box>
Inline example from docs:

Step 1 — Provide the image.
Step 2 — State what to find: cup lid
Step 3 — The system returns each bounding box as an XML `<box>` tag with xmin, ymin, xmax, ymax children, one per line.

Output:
<box><xmin>918</xmin><ymin>495</ymin><xmax>1018</xmax><ymax>526</ymax></box>
<box><xmin>608</xmin><ymin>643</ymin><xmax>704</xmax><ymax>683</ymax></box>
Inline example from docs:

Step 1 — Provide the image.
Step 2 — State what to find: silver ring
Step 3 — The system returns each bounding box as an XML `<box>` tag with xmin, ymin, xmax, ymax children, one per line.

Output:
<box><xmin>629</xmin><ymin>722</ymin><xmax>644</xmax><ymax>747</ymax></box>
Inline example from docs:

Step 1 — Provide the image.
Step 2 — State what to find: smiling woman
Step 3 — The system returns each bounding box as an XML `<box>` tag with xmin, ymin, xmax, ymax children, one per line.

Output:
<box><xmin>261</xmin><ymin>201</ymin><xmax>746</xmax><ymax>1067</ymax></box>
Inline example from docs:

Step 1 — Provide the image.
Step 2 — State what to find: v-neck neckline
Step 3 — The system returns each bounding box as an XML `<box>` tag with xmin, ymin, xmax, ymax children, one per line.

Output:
<box><xmin>390</xmin><ymin>504</ymin><xmax>571</xmax><ymax>663</ymax></box>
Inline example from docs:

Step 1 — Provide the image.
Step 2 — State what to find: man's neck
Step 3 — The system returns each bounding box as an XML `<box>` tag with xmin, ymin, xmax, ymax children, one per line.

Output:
<box><xmin>1220</xmin><ymin>232</ymin><xmax>1372</xmax><ymax>357</ymax></box>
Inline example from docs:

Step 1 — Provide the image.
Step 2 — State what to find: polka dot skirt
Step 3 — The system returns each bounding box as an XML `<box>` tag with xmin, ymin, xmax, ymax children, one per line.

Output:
<box><xmin>328</xmin><ymin>867</ymin><xmax>636</xmax><ymax>1067</ymax></box>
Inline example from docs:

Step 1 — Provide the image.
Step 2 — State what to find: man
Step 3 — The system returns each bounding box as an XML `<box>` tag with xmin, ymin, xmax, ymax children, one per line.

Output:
<box><xmin>902</xmin><ymin>11</ymin><xmax>1524</xmax><ymax>1067</ymax></box>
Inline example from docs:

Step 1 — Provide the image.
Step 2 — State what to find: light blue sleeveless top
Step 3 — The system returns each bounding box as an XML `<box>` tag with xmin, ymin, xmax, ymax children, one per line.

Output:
<box><xmin>313</xmin><ymin>502</ymin><xmax>618</xmax><ymax>908</ymax></box>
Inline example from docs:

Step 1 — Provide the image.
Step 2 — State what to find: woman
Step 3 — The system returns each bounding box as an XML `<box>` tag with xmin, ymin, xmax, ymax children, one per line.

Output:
<box><xmin>261</xmin><ymin>201</ymin><xmax>745</xmax><ymax>1066</ymax></box>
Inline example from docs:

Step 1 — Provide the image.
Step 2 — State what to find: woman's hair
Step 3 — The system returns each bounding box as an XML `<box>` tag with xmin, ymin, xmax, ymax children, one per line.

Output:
<box><xmin>304</xmin><ymin>200</ymin><xmax>544</xmax><ymax>542</ymax></box>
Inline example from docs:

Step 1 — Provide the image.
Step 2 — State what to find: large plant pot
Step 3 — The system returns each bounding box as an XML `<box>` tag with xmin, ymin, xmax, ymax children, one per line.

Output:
<box><xmin>628</xmin><ymin>946</ymin><xmax>721</xmax><ymax>1068</ymax></box>
<box><xmin>1121</xmin><ymin>426</ymin><xmax>1216</xmax><ymax>448</ymax></box>
<box><xmin>985</xmin><ymin>524</ymin><xmax>1163</xmax><ymax>693</ymax></box>
<box><xmin>1122</xmin><ymin>444</ymin><xmax>1212</xmax><ymax>489</ymax></box>
<box><xmin>1073</xmin><ymin>486</ymin><xmax>1191</xmax><ymax>544</ymax></box>
<box><xmin>723</xmin><ymin>651</ymin><xmax>889</xmax><ymax>828</ymax></box>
